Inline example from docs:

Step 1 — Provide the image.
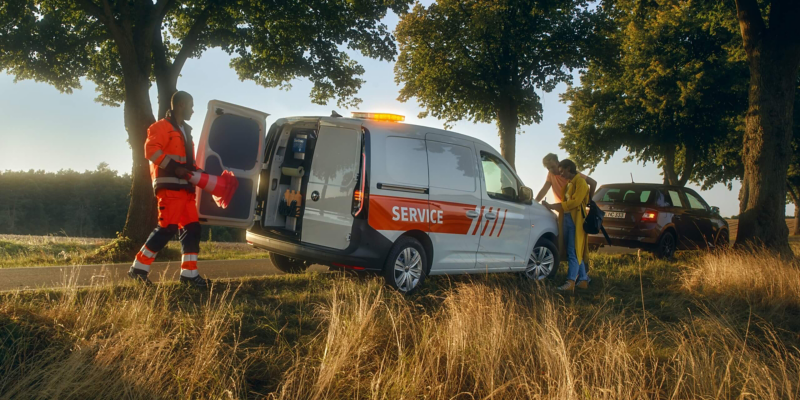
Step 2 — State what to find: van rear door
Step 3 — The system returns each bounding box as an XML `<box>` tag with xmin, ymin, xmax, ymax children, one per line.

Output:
<box><xmin>301</xmin><ymin>120</ymin><xmax>363</xmax><ymax>250</ymax></box>
<box><xmin>195</xmin><ymin>100</ymin><xmax>268</xmax><ymax>229</ymax></box>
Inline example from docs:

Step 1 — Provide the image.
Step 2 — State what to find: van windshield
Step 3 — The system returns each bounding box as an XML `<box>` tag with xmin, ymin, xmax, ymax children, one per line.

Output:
<box><xmin>594</xmin><ymin>187</ymin><xmax>654</xmax><ymax>205</ymax></box>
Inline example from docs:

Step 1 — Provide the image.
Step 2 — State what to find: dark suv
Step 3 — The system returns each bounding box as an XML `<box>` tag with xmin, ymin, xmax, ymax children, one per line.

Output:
<box><xmin>587</xmin><ymin>184</ymin><xmax>729</xmax><ymax>258</ymax></box>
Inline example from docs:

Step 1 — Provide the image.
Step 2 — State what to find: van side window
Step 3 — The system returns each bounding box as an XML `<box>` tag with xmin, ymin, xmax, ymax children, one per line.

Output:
<box><xmin>480</xmin><ymin>152</ymin><xmax>520</xmax><ymax>202</ymax></box>
<box><xmin>427</xmin><ymin>141</ymin><xmax>476</xmax><ymax>192</ymax></box>
<box><xmin>385</xmin><ymin>137</ymin><xmax>429</xmax><ymax>186</ymax></box>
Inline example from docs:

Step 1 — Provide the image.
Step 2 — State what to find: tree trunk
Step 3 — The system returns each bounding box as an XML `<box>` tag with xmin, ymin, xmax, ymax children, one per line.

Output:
<box><xmin>119</xmin><ymin>73</ymin><xmax>158</xmax><ymax>244</ymax></box>
<box><xmin>734</xmin><ymin>0</ymin><xmax>800</xmax><ymax>255</ymax></box>
<box><xmin>497</xmin><ymin>101</ymin><xmax>519</xmax><ymax>170</ymax></box>
<box><xmin>662</xmin><ymin>146</ymin><xmax>679</xmax><ymax>185</ymax></box>
<box><xmin>734</xmin><ymin>51</ymin><xmax>798</xmax><ymax>253</ymax></box>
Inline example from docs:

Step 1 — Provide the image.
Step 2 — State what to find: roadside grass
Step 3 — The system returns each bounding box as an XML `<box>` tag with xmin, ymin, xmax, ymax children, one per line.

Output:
<box><xmin>0</xmin><ymin>235</ymin><xmax>266</xmax><ymax>268</ymax></box>
<box><xmin>1</xmin><ymin>246</ymin><xmax>799</xmax><ymax>399</ymax></box>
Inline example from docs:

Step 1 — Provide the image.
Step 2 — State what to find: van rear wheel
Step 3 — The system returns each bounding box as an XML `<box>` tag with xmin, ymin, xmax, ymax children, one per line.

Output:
<box><xmin>269</xmin><ymin>252</ymin><xmax>309</xmax><ymax>274</ymax></box>
<box><xmin>383</xmin><ymin>237</ymin><xmax>427</xmax><ymax>294</ymax></box>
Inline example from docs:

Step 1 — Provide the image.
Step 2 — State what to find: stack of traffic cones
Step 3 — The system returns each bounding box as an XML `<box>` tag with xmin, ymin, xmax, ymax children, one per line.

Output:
<box><xmin>186</xmin><ymin>170</ymin><xmax>239</xmax><ymax>209</ymax></box>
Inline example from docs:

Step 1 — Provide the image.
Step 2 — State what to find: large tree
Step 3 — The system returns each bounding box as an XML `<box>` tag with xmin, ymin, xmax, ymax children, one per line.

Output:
<box><xmin>1</xmin><ymin>0</ymin><xmax>409</xmax><ymax>251</ymax></box>
<box><xmin>394</xmin><ymin>0</ymin><xmax>595</xmax><ymax>168</ymax></box>
<box><xmin>733</xmin><ymin>0</ymin><xmax>800</xmax><ymax>253</ymax></box>
<box><xmin>559</xmin><ymin>0</ymin><xmax>747</xmax><ymax>189</ymax></box>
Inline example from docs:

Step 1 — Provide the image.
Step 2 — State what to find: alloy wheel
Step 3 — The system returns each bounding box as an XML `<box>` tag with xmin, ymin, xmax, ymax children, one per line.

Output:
<box><xmin>526</xmin><ymin>245</ymin><xmax>555</xmax><ymax>280</ymax></box>
<box><xmin>662</xmin><ymin>234</ymin><xmax>675</xmax><ymax>257</ymax></box>
<box><xmin>393</xmin><ymin>247</ymin><xmax>423</xmax><ymax>292</ymax></box>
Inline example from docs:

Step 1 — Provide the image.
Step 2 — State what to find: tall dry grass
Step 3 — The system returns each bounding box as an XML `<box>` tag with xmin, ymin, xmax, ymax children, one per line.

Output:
<box><xmin>275</xmin><ymin>279</ymin><xmax>800</xmax><ymax>399</ymax></box>
<box><xmin>2</xmin><ymin>247</ymin><xmax>799</xmax><ymax>399</ymax></box>
<box><xmin>0</xmin><ymin>282</ymin><xmax>247</xmax><ymax>399</ymax></box>
<box><xmin>682</xmin><ymin>248</ymin><xmax>800</xmax><ymax>311</ymax></box>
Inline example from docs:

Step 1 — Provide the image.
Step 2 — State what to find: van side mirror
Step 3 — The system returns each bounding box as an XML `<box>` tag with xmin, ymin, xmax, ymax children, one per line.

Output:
<box><xmin>711</xmin><ymin>206</ymin><xmax>720</xmax><ymax>215</ymax></box>
<box><xmin>519</xmin><ymin>186</ymin><xmax>533</xmax><ymax>203</ymax></box>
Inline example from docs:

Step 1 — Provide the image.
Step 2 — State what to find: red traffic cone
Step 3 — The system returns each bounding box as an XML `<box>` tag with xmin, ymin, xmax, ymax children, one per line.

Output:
<box><xmin>187</xmin><ymin>170</ymin><xmax>239</xmax><ymax>209</ymax></box>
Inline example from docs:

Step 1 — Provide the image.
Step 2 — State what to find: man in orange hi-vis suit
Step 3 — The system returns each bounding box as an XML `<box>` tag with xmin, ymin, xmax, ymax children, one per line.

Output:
<box><xmin>128</xmin><ymin>91</ymin><xmax>209</xmax><ymax>288</ymax></box>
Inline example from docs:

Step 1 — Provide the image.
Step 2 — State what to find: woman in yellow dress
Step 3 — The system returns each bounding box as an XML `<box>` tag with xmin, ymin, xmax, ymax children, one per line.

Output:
<box><xmin>543</xmin><ymin>159</ymin><xmax>591</xmax><ymax>291</ymax></box>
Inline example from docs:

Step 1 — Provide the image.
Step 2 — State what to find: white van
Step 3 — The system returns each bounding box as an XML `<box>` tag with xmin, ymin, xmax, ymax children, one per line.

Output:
<box><xmin>195</xmin><ymin>101</ymin><xmax>560</xmax><ymax>293</ymax></box>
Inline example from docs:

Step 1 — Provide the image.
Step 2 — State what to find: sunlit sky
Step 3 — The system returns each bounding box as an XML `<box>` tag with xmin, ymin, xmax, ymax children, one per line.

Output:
<box><xmin>0</xmin><ymin>10</ymin><xmax>788</xmax><ymax>219</ymax></box>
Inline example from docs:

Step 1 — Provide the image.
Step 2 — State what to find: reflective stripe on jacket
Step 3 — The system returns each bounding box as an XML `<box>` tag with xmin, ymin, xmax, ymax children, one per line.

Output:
<box><xmin>145</xmin><ymin>115</ymin><xmax>198</xmax><ymax>193</ymax></box>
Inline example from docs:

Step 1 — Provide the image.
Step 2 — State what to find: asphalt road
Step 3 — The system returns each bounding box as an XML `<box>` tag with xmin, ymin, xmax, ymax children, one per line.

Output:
<box><xmin>0</xmin><ymin>259</ymin><xmax>331</xmax><ymax>292</ymax></box>
<box><xmin>0</xmin><ymin>244</ymin><xmax>674</xmax><ymax>292</ymax></box>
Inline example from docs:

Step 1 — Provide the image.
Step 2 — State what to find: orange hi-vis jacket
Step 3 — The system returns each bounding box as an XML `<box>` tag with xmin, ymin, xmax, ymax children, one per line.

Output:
<box><xmin>145</xmin><ymin>114</ymin><xmax>198</xmax><ymax>193</ymax></box>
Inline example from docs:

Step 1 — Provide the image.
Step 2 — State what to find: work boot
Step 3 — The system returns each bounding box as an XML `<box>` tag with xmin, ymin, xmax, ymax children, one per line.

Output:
<box><xmin>557</xmin><ymin>280</ymin><xmax>575</xmax><ymax>291</ymax></box>
<box><xmin>180</xmin><ymin>274</ymin><xmax>210</xmax><ymax>289</ymax></box>
<box><xmin>576</xmin><ymin>280</ymin><xmax>589</xmax><ymax>290</ymax></box>
<box><xmin>128</xmin><ymin>267</ymin><xmax>153</xmax><ymax>285</ymax></box>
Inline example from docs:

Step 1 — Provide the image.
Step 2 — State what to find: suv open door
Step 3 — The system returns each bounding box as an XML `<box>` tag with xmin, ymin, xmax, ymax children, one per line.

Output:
<box><xmin>195</xmin><ymin>100</ymin><xmax>268</xmax><ymax>229</ymax></box>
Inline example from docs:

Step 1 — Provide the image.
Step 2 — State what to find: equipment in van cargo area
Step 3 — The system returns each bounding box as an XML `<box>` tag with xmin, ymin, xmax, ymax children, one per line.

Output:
<box><xmin>279</xmin><ymin>190</ymin><xmax>303</xmax><ymax>217</ymax></box>
<box><xmin>196</xmin><ymin>100</ymin><xmax>561</xmax><ymax>294</ymax></box>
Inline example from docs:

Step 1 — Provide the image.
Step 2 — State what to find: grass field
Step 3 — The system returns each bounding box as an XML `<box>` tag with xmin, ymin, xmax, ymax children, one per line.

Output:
<box><xmin>0</xmin><ymin>234</ymin><xmax>266</xmax><ymax>268</ymax></box>
<box><xmin>2</xmin><ymin>218</ymin><xmax>796</xmax><ymax>269</ymax></box>
<box><xmin>1</xmin><ymin>246</ymin><xmax>798</xmax><ymax>399</ymax></box>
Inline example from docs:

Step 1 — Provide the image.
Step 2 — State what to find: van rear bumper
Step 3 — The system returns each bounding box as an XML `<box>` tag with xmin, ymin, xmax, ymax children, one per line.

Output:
<box><xmin>245</xmin><ymin>220</ymin><xmax>391</xmax><ymax>271</ymax></box>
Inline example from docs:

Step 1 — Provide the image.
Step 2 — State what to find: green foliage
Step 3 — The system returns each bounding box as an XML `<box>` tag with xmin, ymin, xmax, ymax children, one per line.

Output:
<box><xmin>394</xmin><ymin>0</ymin><xmax>596</xmax><ymax>164</ymax></box>
<box><xmin>0</xmin><ymin>0</ymin><xmax>412</xmax><ymax>108</ymax></box>
<box><xmin>559</xmin><ymin>0</ymin><xmax>747</xmax><ymax>188</ymax></box>
<box><xmin>0</xmin><ymin>164</ymin><xmax>131</xmax><ymax>237</ymax></box>
<box><xmin>0</xmin><ymin>166</ymin><xmax>244</xmax><ymax>241</ymax></box>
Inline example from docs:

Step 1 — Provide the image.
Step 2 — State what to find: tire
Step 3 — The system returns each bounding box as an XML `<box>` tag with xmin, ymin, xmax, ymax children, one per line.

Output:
<box><xmin>383</xmin><ymin>236</ymin><xmax>427</xmax><ymax>294</ymax></box>
<box><xmin>269</xmin><ymin>252</ymin><xmax>309</xmax><ymax>274</ymax></box>
<box><xmin>654</xmin><ymin>231</ymin><xmax>677</xmax><ymax>259</ymax></box>
<box><xmin>714</xmin><ymin>229</ymin><xmax>730</xmax><ymax>250</ymax></box>
<box><xmin>524</xmin><ymin>238</ymin><xmax>560</xmax><ymax>280</ymax></box>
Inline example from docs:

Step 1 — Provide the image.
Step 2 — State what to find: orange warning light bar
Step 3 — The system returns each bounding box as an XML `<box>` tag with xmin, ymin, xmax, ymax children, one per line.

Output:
<box><xmin>351</xmin><ymin>112</ymin><xmax>405</xmax><ymax>122</ymax></box>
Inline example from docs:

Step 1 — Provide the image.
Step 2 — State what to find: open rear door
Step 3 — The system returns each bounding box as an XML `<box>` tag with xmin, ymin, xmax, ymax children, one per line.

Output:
<box><xmin>195</xmin><ymin>100</ymin><xmax>268</xmax><ymax>229</ymax></box>
<box><xmin>301</xmin><ymin>120</ymin><xmax>363</xmax><ymax>249</ymax></box>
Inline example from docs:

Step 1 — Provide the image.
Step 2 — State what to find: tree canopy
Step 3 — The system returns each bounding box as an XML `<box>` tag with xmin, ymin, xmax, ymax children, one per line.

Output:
<box><xmin>1</xmin><ymin>0</ymin><xmax>411</xmax><ymax>249</ymax></box>
<box><xmin>394</xmin><ymin>0</ymin><xmax>596</xmax><ymax>168</ymax></box>
<box><xmin>559</xmin><ymin>0</ymin><xmax>747</xmax><ymax>188</ymax></box>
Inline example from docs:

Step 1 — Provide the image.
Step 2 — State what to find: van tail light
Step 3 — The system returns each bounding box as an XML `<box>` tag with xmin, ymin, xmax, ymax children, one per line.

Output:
<box><xmin>641</xmin><ymin>210</ymin><xmax>658</xmax><ymax>222</ymax></box>
<box><xmin>353</xmin><ymin>152</ymin><xmax>367</xmax><ymax>217</ymax></box>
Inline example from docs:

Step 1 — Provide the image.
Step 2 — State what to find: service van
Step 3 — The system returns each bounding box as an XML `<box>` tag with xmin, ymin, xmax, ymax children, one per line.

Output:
<box><xmin>194</xmin><ymin>100</ymin><xmax>560</xmax><ymax>293</ymax></box>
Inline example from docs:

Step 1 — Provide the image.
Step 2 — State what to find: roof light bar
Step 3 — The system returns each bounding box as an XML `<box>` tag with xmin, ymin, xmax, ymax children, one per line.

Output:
<box><xmin>351</xmin><ymin>112</ymin><xmax>405</xmax><ymax>122</ymax></box>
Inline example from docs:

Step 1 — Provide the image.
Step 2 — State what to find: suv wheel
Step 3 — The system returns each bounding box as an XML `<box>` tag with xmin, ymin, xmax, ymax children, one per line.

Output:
<box><xmin>383</xmin><ymin>237</ymin><xmax>427</xmax><ymax>294</ymax></box>
<box><xmin>714</xmin><ymin>229</ymin><xmax>730</xmax><ymax>250</ymax></box>
<box><xmin>269</xmin><ymin>252</ymin><xmax>309</xmax><ymax>274</ymax></box>
<box><xmin>524</xmin><ymin>238</ymin><xmax>559</xmax><ymax>280</ymax></box>
<box><xmin>654</xmin><ymin>231</ymin><xmax>676</xmax><ymax>259</ymax></box>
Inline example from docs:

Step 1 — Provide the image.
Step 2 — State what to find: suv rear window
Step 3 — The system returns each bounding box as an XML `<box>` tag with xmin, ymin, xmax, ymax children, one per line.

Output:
<box><xmin>594</xmin><ymin>187</ymin><xmax>654</xmax><ymax>205</ymax></box>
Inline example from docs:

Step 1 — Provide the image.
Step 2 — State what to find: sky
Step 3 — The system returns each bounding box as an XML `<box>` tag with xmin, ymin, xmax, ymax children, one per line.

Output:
<box><xmin>0</xmin><ymin>10</ymin><xmax>787</xmax><ymax>219</ymax></box>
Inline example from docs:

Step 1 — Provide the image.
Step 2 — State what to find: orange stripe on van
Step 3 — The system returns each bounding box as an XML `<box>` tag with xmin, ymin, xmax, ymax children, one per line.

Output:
<box><xmin>488</xmin><ymin>209</ymin><xmax>501</xmax><ymax>236</ymax></box>
<box><xmin>496</xmin><ymin>209</ymin><xmax>508</xmax><ymax>237</ymax></box>
<box><xmin>368</xmin><ymin>195</ymin><xmax>476</xmax><ymax>235</ymax></box>
<box><xmin>480</xmin><ymin>207</ymin><xmax>493</xmax><ymax>236</ymax></box>
<box><xmin>471</xmin><ymin>206</ymin><xmax>485</xmax><ymax>235</ymax></box>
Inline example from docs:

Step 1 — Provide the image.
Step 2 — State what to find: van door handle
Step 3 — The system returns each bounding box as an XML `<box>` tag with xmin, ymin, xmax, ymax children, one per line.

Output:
<box><xmin>466</xmin><ymin>210</ymin><xmax>479</xmax><ymax>219</ymax></box>
<box><xmin>485</xmin><ymin>212</ymin><xmax>497</xmax><ymax>220</ymax></box>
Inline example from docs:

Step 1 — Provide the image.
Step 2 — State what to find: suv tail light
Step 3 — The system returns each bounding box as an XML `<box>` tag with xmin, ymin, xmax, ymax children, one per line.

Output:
<box><xmin>641</xmin><ymin>210</ymin><xmax>658</xmax><ymax>222</ymax></box>
<box><xmin>352</xmin><ymin>152</ymin><xmax>367</xmax><ymax>217</ymax></box>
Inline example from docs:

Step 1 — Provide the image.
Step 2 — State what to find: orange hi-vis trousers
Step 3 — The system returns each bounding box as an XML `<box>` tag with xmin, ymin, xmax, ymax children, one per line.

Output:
<box><xmin>132</xmin><ymin>189</ymin><xmax>201</xmax><ymax>278</ymax></box>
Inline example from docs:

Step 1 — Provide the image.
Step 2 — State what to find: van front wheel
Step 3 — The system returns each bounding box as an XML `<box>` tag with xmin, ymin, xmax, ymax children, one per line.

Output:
<box><xmin>383</xmin><ymin>237</ymin><xmax>427</xmax><ymax>294</ymax></box>
<box><xmin>524</xmin><ymin>238</ymin><xmax>559</xmax><ymax>280</ymax></box>
<box><xmin>269</xmin><ymin>252</ymin><xmax>309</xmax><ymax>274</ymax></box>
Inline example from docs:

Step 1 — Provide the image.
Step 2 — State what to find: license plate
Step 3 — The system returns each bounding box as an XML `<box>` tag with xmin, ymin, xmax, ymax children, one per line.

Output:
<box><xmin>606</xmin><ymin>211</ymin><xmax>626</xmax><ymax>219</ymax></box>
